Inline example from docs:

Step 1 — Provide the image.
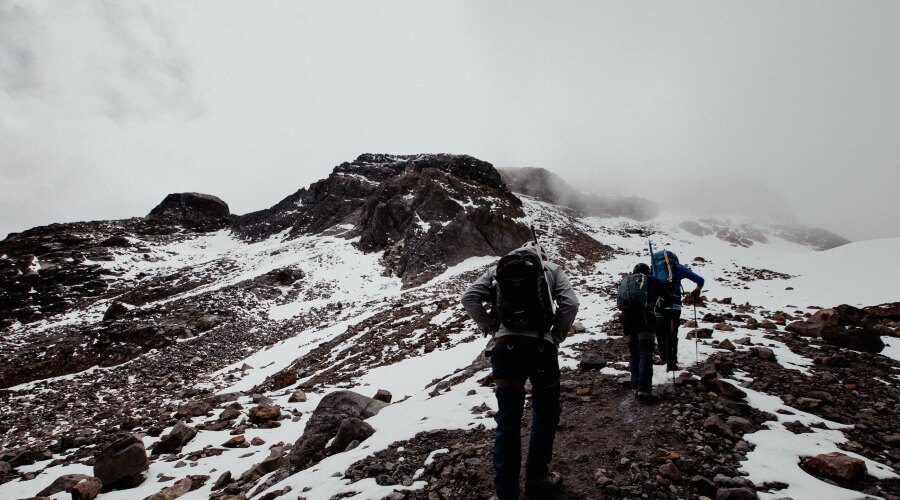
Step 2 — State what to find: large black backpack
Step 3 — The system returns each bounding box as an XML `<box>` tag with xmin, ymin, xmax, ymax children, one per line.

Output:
<box><xmin>617</xmin><ymin>274</ymin><xmax>649</xmax><ymax>311</ymax></box>
<box><xmin>494</xmin><ymin>250</ymin><xmax>555</xmax><ymax>332</ymax></box>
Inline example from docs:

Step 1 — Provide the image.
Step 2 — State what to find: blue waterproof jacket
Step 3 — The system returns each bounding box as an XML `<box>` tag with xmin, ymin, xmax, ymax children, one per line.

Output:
<box><xmin>667</xmin><ymin>264</ymin><xmax>704</xmax><ymax>310</ymax></box>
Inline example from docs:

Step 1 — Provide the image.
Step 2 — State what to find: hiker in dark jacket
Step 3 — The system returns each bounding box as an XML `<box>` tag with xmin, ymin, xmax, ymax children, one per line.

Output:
<box><xmin>652</xmin><ymin>251</ymin><xmax>704</xmax><ymax>371</ymax></box>
<box><xmin>619</xmin><ymin>263</ymin><xmax>669</xmax><ymax>400</ymax></box>
<box><xmin>461</xmin><ymin>242</ymin><xmax>579</xmax><ymax>500</ymax></box>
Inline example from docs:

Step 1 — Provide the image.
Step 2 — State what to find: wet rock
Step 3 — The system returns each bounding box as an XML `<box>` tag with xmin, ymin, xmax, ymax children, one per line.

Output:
<box><xmin>152</xmin><ymin>422</ymin><xmax>197</xmax><ymax>456</ymax></box>
<box><xmin>94</xmin><ymin>435</ymin><xmax>149</xmax><ymax>490</ymax></box>
<box><xmin>373</xmin><ymin>389</ymin><xmax>393</xmax><ymax>403</ymax></box>
<box><xmin>249</xmin><ymin>404</ymin><xmax>281</xmax><ymax>424</ymax></box>
<box><xmin>288</xmin><ymin>390</ymin><xmax>387</xmax><ymax>471</ymax></box>
<box><xmin>579</xmin><ymin>351</ymin><xmax>606</xmax><ymax>370</ymax></box>
<box><xmin>801</xmin><ymin>452</ymin><xmax>866</xmax><ymax>483</ymax></box>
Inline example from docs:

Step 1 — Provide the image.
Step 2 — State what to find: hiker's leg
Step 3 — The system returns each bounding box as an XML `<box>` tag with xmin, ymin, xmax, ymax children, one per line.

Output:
<box><xmin>525</xmin><ymin>341</ymin><xmax>561</xmax><ymax>480</ymax></box>
<box><xmin>491</xmin><ymin>340</ymin><xmax>528</xmax><ymax>500</ymax></box>
<box><xmin>669</xmin><ymin>310</ymin><xmax>682</xmax><ymax>363</ymax></box>
<box><xmin>638</xmin><ymin>333</ymin><xmax>655</xmax><ymax>393</ymax></box>
<box><xmin>655</xmin><ymin>315</ymin><xmax>668</xmax><ymax>364</ymax></box>
<box><xmin>627</xmin><ymin>334</ymin><xmax>640</xmax><ymax>389</ymax></box>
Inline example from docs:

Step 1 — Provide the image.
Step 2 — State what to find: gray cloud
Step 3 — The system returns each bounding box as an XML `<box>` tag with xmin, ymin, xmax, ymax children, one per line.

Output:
<box><xmin>1</xmin><ymin>1</ymin><xmax>898</xmax><ymax>242</ymax></box>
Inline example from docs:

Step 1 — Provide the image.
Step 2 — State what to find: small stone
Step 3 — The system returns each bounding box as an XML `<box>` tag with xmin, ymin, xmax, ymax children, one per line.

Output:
<box><xmin>801</xmin><ymin>452</ymin><xmax>866</xmax><ymax>483</ymax></box>
<box><xmin>251</xmin><ymin>437</ymin><xmax>266</xmax><ymax>446</ymax></box>
<box><xmin>658</xmin><ymin>462</ymin><xmax>683</xmax><ymax>482</ymax></box>
<box><xmin>579</xmin><ymin>351</ymin><xmax>606</xmax><ymax>370</ymax></box>
<box><xmin>223</xmin><ymin>435</ymin><xmax>246</xmax><ymax>448</ymax></box>
<box><xmin>288</xmin><ymin>390</ymin><xmax>308</xmax><ymax>403</ymax></box>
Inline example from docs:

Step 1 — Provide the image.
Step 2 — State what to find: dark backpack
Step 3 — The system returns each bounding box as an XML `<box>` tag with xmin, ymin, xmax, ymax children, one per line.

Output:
<box><xmin>617</xmin><ymin>274</ymin><xmax>649</xmax><ymax>311</ymax></box>
<box><xmin>494</xmin><ymin>250</ymin><xmax>555</xmax><ymax>332</ymax></box>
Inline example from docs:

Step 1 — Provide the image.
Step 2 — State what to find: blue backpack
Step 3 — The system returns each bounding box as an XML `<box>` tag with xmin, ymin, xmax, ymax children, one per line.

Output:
<box><xmin>651</xmin><ymin>250</ymin><xmax>680</xmax><ymax>283</ymax></box>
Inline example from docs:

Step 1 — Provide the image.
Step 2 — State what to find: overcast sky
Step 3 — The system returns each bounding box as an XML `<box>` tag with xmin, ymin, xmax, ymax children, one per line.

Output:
<box><xmin>2</xmin><ymin>1</ymin><xmax>898</xmax><ymax>241</ymax></box>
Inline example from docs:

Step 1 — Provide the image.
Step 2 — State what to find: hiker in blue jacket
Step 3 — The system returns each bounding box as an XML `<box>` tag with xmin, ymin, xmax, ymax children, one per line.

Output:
<box><xmin>650</xmin><ymin>249</ymin><xmax>704</xmax><ymax>371</ymax></box>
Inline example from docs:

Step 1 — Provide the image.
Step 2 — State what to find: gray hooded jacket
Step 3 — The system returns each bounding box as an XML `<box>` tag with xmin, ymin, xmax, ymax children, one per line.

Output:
<box><xmin>461</xmin><ymin>247</ymin><xmax>580</xmax><ymax>344</ymax></box>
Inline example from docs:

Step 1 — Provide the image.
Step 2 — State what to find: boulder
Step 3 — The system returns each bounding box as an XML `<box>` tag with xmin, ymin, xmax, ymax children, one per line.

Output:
<box><xmin>808</xmin><ymin>308</ymin><xmax>840</xmax><ymax>326</ymax></box>
<box><xmin>269</xmin><ymin>369</ymin><xmax>297</xmax><ymax>391</ymax></box>
<box><xmin>820</xmin><ymin>325</ymin><xmax>885</xmax><ymax>353</ymax></box>
<box><xmin>93</xmin><ymin>435</ymin><xmax>149</xmax><ymax>490</ymax></box>
<box><xmin>785</xmin><ymin>321</ymin><xmax>823</xmax><ymax>337</ymax></box>
<box><xmin>143</xmin><ymin>477</ymin><xmax>192</xmax><ymax>500</ymax></box>
<box><xmin>751</xmin><ymin>347</ymin><xmax>776</xmax><ymax>361</ymax></box>
<box><xmin>717</xmin><ymin>339</ymin><xmax>736</xmax><ymax>351</ymax></box>
<box><xmin>176</xmin><ymin>400</ymin><xmax>212</xmax><ymax>417</ymax></box>
<box><xmin>703</xmin><ymin>415</ymin><xmax>735</xmax><ymax>438</ymax></box>
<box><xmin>373</xmin><ymin>389</ymin><xmax>393</xmax><ymax>403</ymax></box>
<box><xmin>329</xmin><ymin>417</ymin><xmax>376</xmax><ymax>453</ymax></box>
<box><xmin>801</xmin><ymin>452</ymin><xmax>866</xmax><ymax>483</ymax></box>
<box><xmin>71</xmin><ymin>477</ymin><xmax>103</xmax><ymax>500</ymax></box>
<box><xmin>152</xmin><ymin>422</ymin><xmax>197</xmax><ymax>456</ymax></box>
<box><xmin>289</xmin><ymin>390</ymin><xmax>308</xmax><ymax>403</ymax></box>
<box><xmin>288</xmin><ymin>390</ymin><xmax>387</xmax><ymax>471</ymax></box>
<box><xmin>686</xmin><ymin>328</ymin><xmax>713</xmax><ymax>340</ymax></box>
<box><xmin>249</xmin><ymin>404</ymin><xmax>281</xmax><ymax>424</ymax></box>
<box><xmin>725</xmin><ymin>416</ymin><xmax>755</xmax><ymax>434</ymax></box>
<box><xmin>658</xmin><ymin>462</ymin><xmax>683</xmax><ymax>482</ymax></box>
<box><xmin>714</xmin><ymin>380</ymin><xmax>747</xmax><ymax>401</ymax></box>
<box><xmin>716</xmin><ymin>488</ymin><xmax>758</xmax><ymax>500</ymax></box>
<box><xmin>36</xmin><ymin>474</ymin><xmax>94</xmax><ymax>497</ymax></box>
<box><xmin>102</xmin><ymin>302</ymin><xmax>129</xmax><ymax>322</ymax></box>
<box><xmin>578</xmin><ymin>351</ymin><xmax>607</xmax><ymax>370</ymax></box>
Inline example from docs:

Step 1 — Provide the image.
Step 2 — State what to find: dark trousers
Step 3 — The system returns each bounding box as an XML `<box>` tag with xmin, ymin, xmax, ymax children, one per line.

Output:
<box><xmin>655</xmin><ymin>309</ymin><xmax>681</xmax><ymax>364</ymax></box>
<box><xmin>491</xmin><ymin>336</ymin><xmax>561</xmax><ymax>500</ymax></box>
<box><xmin>627</xmin><ymin>332</ymin><xmax>655</xmax><ymax>393</ymax></box>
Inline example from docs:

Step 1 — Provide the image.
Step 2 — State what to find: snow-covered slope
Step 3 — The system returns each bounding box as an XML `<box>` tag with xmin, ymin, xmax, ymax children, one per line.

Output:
<box><xmin>1</xmin><ymin>195</ymin><xmax>897</xmax><ymax>500</ymax></box>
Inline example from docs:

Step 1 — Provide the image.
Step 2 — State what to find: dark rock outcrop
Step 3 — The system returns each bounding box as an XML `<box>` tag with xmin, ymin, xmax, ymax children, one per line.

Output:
<box><xmin>287</xmin><ymin>390</ymin><xmax>387</xmax><ymax>471</ymax></box>
<box><xmin>236</xmin><ymin>154</ymin><xmax>533</xmax><ymax>286</ymax></box>
<box><xmin>146</xmin><ymin>193</ymin><xmax>230</xmax><ymax>232</ymax></box>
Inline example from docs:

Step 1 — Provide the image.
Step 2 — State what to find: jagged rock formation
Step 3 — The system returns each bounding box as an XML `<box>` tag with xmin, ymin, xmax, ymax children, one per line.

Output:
<box><xmin>236</xmin><ymin>154</ymin><xmax>532</xmax><ymax>285</ymax></box>
<box><xmin>499</xmin><ymin>166</ymin><xmax>659</xmax><ymax>220</ymax></box>
<box><xmin>146</xmin><ymin>192</ymin><xmax>230</xmax><ymax>232</ymax></box>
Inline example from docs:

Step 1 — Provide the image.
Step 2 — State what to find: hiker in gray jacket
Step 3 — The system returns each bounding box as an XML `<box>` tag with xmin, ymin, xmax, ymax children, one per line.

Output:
<box><xmin>461</xmin><ymin>242</ymin><xmax>579</xmax><ymax>499</ymax></box>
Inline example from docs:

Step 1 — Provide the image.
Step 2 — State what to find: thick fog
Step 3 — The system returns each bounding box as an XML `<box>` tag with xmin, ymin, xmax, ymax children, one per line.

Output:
<box><xmin>2</xmin><ymin>1</ymin><xmax>898</xmax><ymax>241</ymax></box>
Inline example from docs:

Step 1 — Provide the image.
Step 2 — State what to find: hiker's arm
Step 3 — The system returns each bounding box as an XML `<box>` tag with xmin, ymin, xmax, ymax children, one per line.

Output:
<box><xmin>678</xmin><ymin>264</ymin><xmax>705</xmax><ymax>295</ymax></box>
<box><xmin>461</xmin><ymin>269</ymin><xmax>495</xmax><ymax>334</ymax></box>
<box><xmin>551</xmin><ymin>269</ymin><xmax>579</xmax><ymax>333</ymax></box>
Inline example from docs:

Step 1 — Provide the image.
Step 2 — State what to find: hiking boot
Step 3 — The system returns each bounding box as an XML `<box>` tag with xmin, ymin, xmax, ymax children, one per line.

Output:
<box><xmin>525</xmin><ymin>472</ymin><xmax>562</xmax><ymax>495</ymax></box>
<box><xmin>636</xmin><ymin>391</ymin><xmax>657</xmax><ymax>402</ymax></box>
<box><xmin>654</xmin><ymin>356</ymin><xmax>666</xmax><ymax>366</ymax></box>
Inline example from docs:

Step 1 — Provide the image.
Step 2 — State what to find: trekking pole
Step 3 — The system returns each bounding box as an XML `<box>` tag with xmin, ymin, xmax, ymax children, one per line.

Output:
<box><xmin>694</xmin><ymin>301</ymin><xmax>699</xmax><ymax>366</ymax></box>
